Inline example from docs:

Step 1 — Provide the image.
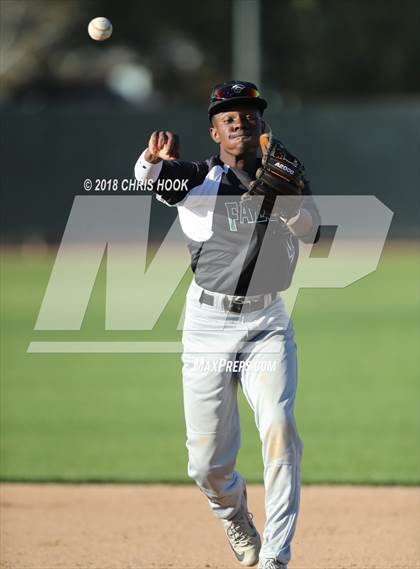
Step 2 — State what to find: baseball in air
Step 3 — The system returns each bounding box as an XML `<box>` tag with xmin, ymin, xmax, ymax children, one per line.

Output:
<box><xmin>88</xmin><ymin>17</ymin><xmax>113</xmax><ymax>41</ymax></box>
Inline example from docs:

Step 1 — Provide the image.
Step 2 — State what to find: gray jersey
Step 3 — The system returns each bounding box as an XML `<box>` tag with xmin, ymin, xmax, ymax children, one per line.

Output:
<box><xmin>135</xmin><ymin>152</ymin><xmax>320</xmax><ymax>296</ymax></box>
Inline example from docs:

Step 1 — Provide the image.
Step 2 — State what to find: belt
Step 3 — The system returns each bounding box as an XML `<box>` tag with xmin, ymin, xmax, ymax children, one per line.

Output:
<box><xmin>199</xmin><ymin>290</ymin><xmax>276</xmax><ymax>314</ymax></box>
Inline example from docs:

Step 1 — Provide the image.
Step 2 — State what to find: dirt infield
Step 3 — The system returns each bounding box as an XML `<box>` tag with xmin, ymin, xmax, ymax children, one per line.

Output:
<box><xmin>1</xmin><ymin>484</ymin><xmax>419</xmax><ymax>569</ymax></box>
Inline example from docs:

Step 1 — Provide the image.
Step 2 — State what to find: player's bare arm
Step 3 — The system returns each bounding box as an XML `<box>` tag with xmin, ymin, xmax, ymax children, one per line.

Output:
<box><xmin>286</xmin><ymin>208</ymin><xmax>314</xmax><ymax>237</ymax></box>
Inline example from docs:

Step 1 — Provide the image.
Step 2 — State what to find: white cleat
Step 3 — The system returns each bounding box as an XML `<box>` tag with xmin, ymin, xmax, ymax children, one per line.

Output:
<box><xmin>258</xmin><ymin>559</ymin><xmax>287</xmax><ymax>569</ymax></box>
<box><xmin>222</xmin><ymin>503</ymin><xmax>261</xmax><ymax>566</ymax></box>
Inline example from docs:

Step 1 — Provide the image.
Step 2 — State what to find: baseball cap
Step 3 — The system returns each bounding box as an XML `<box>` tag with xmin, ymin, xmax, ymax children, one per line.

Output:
<box><xmin>208</xmin><ymin>80</ymin><xmax>268</xmax><ymax>120</ymax></box>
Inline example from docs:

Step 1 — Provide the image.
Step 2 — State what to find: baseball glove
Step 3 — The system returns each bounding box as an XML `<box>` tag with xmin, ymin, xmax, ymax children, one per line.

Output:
<box><xmin>242</xmin><ymin>133</ymin><xmax>304</xmax><ymax>219</ymax></box>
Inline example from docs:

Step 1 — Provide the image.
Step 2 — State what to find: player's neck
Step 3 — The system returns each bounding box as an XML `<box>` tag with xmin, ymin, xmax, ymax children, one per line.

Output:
<box><xmin>219</xmin><ymin>150</ymin><xmax>258</xmax><ymax>175</ymax></box>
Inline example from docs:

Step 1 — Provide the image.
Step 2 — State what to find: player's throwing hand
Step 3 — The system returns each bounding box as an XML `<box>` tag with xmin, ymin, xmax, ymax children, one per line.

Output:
<box><xmin>145</xmin><ymin>130</ymin><xmax>180</xmax><ymax>163</ymax></box>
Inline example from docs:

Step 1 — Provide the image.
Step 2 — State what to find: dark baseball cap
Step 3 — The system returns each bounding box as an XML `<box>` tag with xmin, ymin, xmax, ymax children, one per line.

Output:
<box><xmin>208</xmin><ymin>80</ymin><xmax>267</xmax><ymax>120</ymax></box>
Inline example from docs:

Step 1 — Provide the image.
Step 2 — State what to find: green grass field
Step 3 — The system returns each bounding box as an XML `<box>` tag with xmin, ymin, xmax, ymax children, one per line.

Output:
<box><xmin>1</xmin><ymin>243</ymin><xmax>419</xmax><ymax>484</ymax></box>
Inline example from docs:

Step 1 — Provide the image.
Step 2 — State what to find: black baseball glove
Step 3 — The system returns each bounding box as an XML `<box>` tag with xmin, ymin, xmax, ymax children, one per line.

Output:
<box><xmin>242</xmin><ymin>133</ymin><xmax>304</xmax><ymax>219</ymax></box>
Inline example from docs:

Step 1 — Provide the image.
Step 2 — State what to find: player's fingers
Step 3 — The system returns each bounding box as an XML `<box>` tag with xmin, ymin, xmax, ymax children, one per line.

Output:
<box><xmin>148</xmin><ymin>131</ymin><xmax>160</xmax><ymax>155</ymax></box>
<box><xmin>165</xmin><ymin>131</ymin><xmax>175</xmax><ymax>152</ymax></box>
<box><xmin>157</xmin><ymin>131</ymin><xmax>168</xmax><ymax>151</ymax></box>
<box><xmin>166</xmin><ymin>132</ymin><xmax>180</xmax><ymax>158</ymax></box>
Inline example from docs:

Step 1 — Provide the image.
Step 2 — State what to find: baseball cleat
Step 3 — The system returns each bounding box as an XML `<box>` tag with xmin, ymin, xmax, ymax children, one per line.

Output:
<box><xmin>258</xmin><ymin>559</ymin><xmax>287</xmax><ymax>569</ymax></box>
<box><xmin>222</xmin><ymin>503</ymin><xmax>261</xmax><ymax>566</ymax></box>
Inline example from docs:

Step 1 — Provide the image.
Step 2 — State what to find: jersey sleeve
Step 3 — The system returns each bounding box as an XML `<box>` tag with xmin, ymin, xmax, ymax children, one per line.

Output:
<box><xmin>134</xmin><ymin>150</ymin><xmax>207</xmax><ymax>207</ymax></box>
<box><xmin>299</xmin><ymin>177</ymin><xmax>321</xmax><ymax>244</ymax></box>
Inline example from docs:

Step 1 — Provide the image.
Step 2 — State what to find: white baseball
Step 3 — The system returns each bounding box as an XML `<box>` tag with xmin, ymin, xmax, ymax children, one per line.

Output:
<box><xmin>88</xmin><ymin>17</ymin><xmax>113</xmax><ymax>41</ymax></box>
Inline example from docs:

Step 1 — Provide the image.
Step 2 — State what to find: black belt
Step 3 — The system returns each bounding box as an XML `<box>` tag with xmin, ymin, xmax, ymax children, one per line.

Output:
<box><xmin>199</xmin><ymin>290</ymin><xmax>276</xmax><ymax>314</ymax></box>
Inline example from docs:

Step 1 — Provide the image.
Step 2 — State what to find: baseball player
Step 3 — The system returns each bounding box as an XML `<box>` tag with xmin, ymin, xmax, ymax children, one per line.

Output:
<box><xmin>134</xmin><ymin>81</ymin><xmax>320</xmax><ymax>569</ymax></box>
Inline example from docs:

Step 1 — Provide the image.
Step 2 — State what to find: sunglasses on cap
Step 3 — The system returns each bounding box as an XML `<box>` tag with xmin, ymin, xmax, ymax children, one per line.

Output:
<box><xmin>210</xmin><ymin>82</ymin><xmax>261</xmax><ymax>102</ymax></box>
<box><xmin>208</xmin><ymin>81</ymin><xmax>267</xmax><ymax>120</ymax></box>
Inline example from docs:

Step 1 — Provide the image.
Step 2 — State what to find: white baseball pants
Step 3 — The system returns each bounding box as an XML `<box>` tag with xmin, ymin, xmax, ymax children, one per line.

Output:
<box><xmin>181</xmin><ymin>279</ymin><xmax>303</xmax><ymax>565</ymax></box>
